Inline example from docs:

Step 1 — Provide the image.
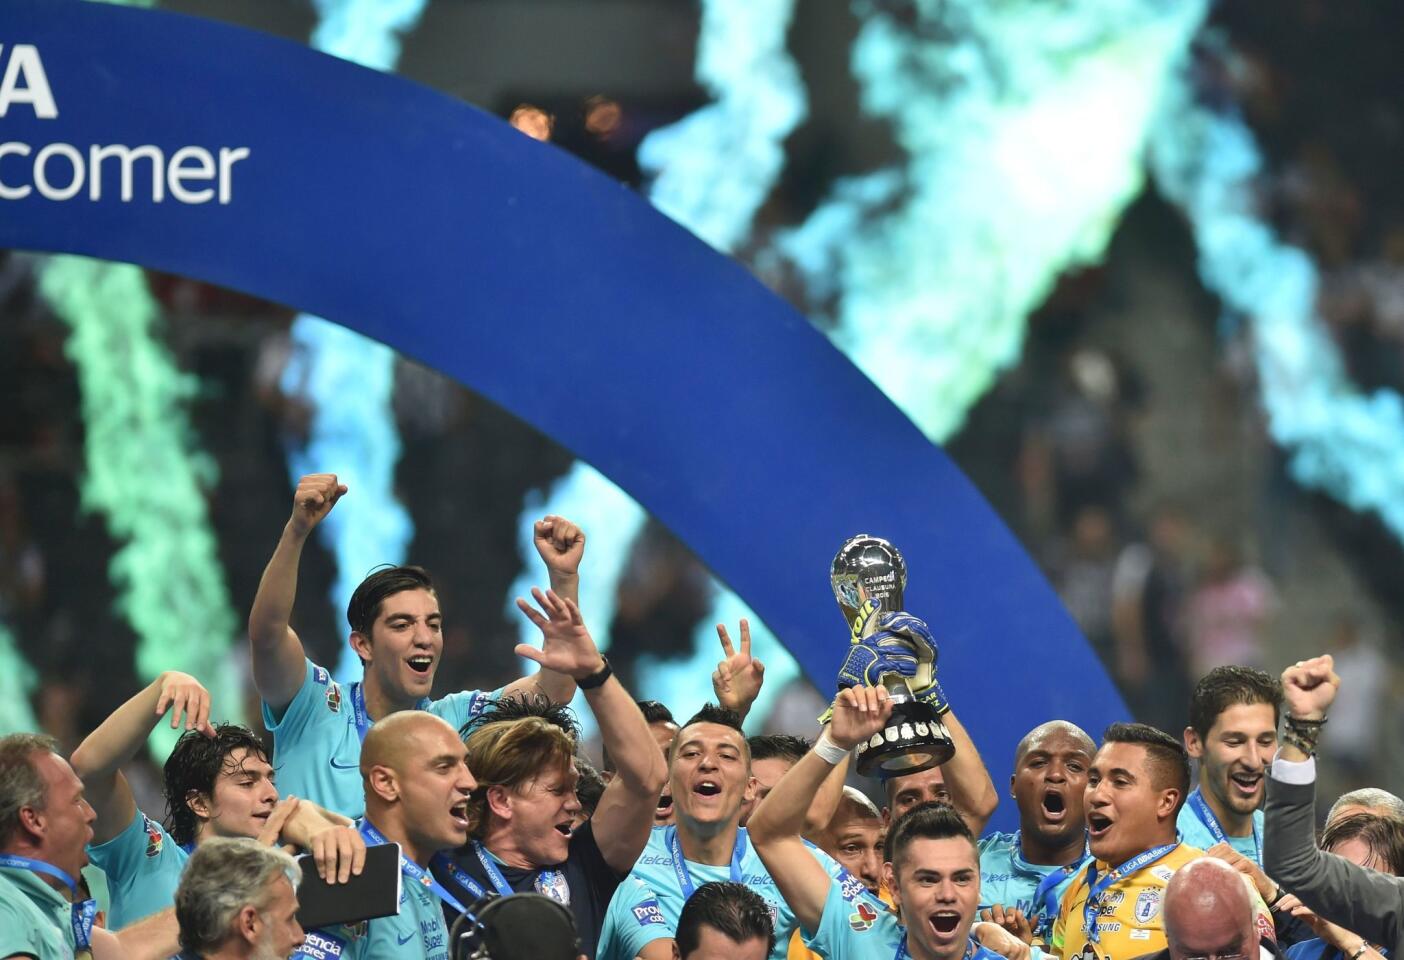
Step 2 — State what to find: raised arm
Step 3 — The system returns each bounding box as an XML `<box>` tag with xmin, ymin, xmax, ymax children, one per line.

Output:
<box><xmin>70</xmin><ymin>672</ymin><xmax>213</xmax><ymax>844</ymax></box>
<box><xmin>1262</xmin><ymin>656</ymin><xmax>1404</xmax><ymax>949</ymax></box>
<box><xmin>712</xmin><ymin>619</ymin><xmax>848</xmax><ymax>834</ymax></box>
<box><xmin>248</xmin><ymin>473</ymin><xmax>345</xmax><ymax>713</ymax></box>
<box><xmin>938</xmin><ymin>707</ymin><xmax>999</xmax><ymax>834</ymax></box>
<box><xmin>503</xmin><ymin>515</ymin><xmax>584</xmax><ymax>704</ymax></box>
<box><xmin>749</xmin><ymin>685</ymin><xmax>893</xmax><ymax>934</ymax></box>
<box><xmin>516</xmin><ymin>588</ymin><xmax>668</xmax><ymax>871</ymax></box>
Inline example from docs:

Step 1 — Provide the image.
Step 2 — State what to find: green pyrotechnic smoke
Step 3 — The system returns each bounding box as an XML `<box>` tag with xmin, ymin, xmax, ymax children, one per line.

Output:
<box><xmin>39</xmin><ymin>257</ymin><xmax>241</xmax><ymax>757</ymax></box>
<box><xmin>0</xmin><ymin>624</ymin><xmax>39</xmax><ymax>734</ymax></box>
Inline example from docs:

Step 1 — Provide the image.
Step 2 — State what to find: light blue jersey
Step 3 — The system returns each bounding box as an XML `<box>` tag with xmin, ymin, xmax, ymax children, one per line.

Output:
<box><xmin>262</xmin><ymin>659</ymin><xmax>496</xmax><ymax>818</ymax></box>
<box><xmin>1176</xmin><ymin>790</ymin><xmax>1264</xmax><ymax>864</ymax></box>
<box><xmin>976</xmin><ymin>831</ymin><xmax>1086</xmax><ymax>942</ymax></box>
<box><xmin>86</xmin><ymin>808</ymin><xmax>190</xmax><ymax>930</ymax></box>
<box><xmin>297</xmin><ymin>876</ymin><xmax>450</xmax><ymax>960</ymax></box>
<box><xmin>805</xmin><ymin>873</ymin><xmax>1003</xmax><ymax>960</ymax></box>
<box><xmin>597</xmin><ymin>826</ymin><xmax>858</xmax><ymax>960</ymax></box>
<box><xmin>0</xmin><ymin>865</ymin><xmax>76</xmax><ymax>960</ymax></box>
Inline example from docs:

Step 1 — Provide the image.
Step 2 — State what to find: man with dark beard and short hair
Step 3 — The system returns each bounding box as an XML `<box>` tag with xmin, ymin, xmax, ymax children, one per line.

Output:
<box><xmin>1180</xmin><ymin>667</ymin><xmax>1282</xmax><ymax>864</ymax></box>
<box><xmin>978</xmin><ymin>721</ymin><xmax>1095</xmax><ymax>945</ymax></box>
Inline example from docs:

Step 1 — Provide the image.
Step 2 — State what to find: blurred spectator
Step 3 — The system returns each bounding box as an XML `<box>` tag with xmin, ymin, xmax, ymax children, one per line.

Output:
<box><xmin>1186</xmin><ymin>538</ymin><xmax>1277</xmax><ymax>677</ymax></box>
<box><xmin>1111</xmin><ymin>504</ymin><xmax>1195</xmax><ymax>733</ymax></box>
<box><xmin>1323</xmin><ymin>615</ymin><xmax>1389</xmax><ymax>787</ymax></box>
<box><xmin>1048</xmin><ymin>505</ymin><xmax>1122</xmax><ymax>673</ymax></box>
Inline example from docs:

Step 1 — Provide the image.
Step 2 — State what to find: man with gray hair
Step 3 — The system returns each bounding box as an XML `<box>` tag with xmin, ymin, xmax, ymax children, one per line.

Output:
<box><xmin>0</xmin><ymin>731</ymin><xmax>178</xmax><ymax>960</ymax></box>
<box><xmin>1327</xmin><ymin>788</ymin><xmax>1404</xmax><ymax>828</ymax></box>
<box><xmin>175</xmin><ymin>837</ymin><xmax>305</xmax><ymax>960</ymax></box>
<box><xmin>1132</xmin><ymin>856</ymin><xmax>1273</xmax><ymax>960</ymax></box>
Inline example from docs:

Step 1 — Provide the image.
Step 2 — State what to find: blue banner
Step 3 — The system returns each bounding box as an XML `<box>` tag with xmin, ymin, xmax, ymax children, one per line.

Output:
<box><xmin>0</xmin><ymin>1</ymin><xmax>1126</xmax><ymax>817</ymax></box>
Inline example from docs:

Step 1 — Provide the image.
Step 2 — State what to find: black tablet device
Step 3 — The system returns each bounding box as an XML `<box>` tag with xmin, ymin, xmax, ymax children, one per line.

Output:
<box><xmin>295</xmin><ymin>841</ymin><xmax>403</xmax><ymax>930</ymax></box>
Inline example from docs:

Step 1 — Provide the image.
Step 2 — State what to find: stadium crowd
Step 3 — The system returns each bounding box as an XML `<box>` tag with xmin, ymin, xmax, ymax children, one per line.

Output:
<box><xmin>1</xmin><ymin>473</ymin><xmax>1400</xmax><ymax>960</ymax></box>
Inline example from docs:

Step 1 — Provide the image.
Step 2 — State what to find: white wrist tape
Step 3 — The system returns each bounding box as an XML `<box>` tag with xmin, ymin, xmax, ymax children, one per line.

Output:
<box><xmin>814</xmin><ymin>730</ymin><xmax>850</xmax><ymax>765</ymax></box>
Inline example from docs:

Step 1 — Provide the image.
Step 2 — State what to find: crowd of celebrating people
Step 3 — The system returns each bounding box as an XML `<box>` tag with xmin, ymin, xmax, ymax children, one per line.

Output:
<box><xmin>0</xmin><ymin>474</ymin><xmax>1398</xmax><ymax>960</ymax></box>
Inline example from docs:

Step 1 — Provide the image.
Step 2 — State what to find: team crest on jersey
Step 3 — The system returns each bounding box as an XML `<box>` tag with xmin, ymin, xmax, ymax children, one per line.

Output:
<box><xmin>849</xmin><ymin>900</ymin><xmax>879</xmax><ymax>932</ymax></box>
<box><xmin>344</xmin><ymin>921</ymin><xmax>367</xmax><ymax>941</ymax></box>
<box><xmin>535</xmin><ymin>871</ymin><xmax>571</xmax><ymax>905</ymax></box>
<box><xmin>325</xmin><ymin>683</ymin><xmax>342</xmax><ymax>713</ymax></box>
<box><xmin>142</xmin><ymin>816</ymin><xmax>163</xmax><ymax>858</ymax></box>
<box><xmin>1134</xmin><ymin>889</ymin><xmax>1161</xmax><ymax>923</ymax></box>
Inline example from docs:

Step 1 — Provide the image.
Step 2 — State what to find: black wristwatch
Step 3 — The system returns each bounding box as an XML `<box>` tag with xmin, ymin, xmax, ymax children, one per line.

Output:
<box><xmin>577</xmin><ymin>656</ymin><xmax>612</xmax><ymax>690</ymax></box>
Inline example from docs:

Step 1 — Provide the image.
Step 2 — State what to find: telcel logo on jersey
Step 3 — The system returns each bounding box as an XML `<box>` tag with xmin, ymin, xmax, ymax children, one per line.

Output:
<box><xmin>0</xmin><ymin>44</ymin><xmax>250</xmax><ymax>205</ymax></box>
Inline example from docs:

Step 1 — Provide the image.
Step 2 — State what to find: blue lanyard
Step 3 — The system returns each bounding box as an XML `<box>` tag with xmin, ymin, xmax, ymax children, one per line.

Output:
<box><xmin>349</xmin><ymin>683</ymin><xmax>430</xmax><ymax>742</ymax></box>
<box><xmin>1188</xmin><ymin>788</ymin><xmax>1261</xmax><ymax>862</ymax></box>
<box><xmin>0</xmin><ymin>854</ymin><xmax>96</xmax><ymax>949</ymax></box>
<box><xmin>1081</xmin><ymin>843</ymin><xmax>1177</xmax><ymax>942</ymax></box>
<box><xmin>666</xmin><ymin>826</ymin><xmax>745</xmax><ymax>899</ymax></box>
<box><xmin>358</xmin><ymin>820</ymin><xmax>470</xmax><ymax>916</ymax></box>
<box><xmin>1018</xmin><ymin>832</ymin><xmax>1091</xmax><ymax>936</ymax></box>
<box><xmin>451</xmin><ymin>841</ymin><xmax>570</xmax><ymax>905</ymax></box>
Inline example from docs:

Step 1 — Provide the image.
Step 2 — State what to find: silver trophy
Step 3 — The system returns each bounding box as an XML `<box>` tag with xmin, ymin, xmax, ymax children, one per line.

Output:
<box><xmin>831</xmin><ymin>534</ymin><xmax>955</xmax><ymax>776</ymax></box>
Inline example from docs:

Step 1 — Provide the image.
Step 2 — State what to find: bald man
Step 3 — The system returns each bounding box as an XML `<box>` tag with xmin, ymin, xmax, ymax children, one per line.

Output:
<box><xmin>296</xmin><ymin>711</ymin><xmax>476</xmax><ymax>960</ymax></box>
<box><xmin>978</xmin><ymin>721</ymin><xmax>1094</xmax><ymax>945</ymax></box>
<box><xmin>1133</xmin><ymin>856</ymin><xmax>1271</xmax><ymax>960</ymax></box>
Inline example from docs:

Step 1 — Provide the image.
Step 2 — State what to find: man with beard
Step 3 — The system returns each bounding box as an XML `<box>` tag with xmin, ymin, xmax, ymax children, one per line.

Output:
<box><xmin>248</xmin><ymin>473</ymin><xmax>582</xmax><ymax>816</ymax></box>
<box><xmin>300</xmin><ymin>711</ymin><xmax>477</xmax><ymax>960</ymax></box>
<box><xmin>978</xmin><ymin>721</ymin><xmax>1095</xmax><ymax>945</ymax></box>
<box><xmin>433</xmin><ymin>589</ymin><xmax>667</xmax><ymax>960</ymax></box>
<box><xmin>1051</xmin><ymin>723</ymin><xmax>1205</xmax><ymax>960</ymax></box>
<box><xmin>1179</xmin><ymin>667</ymin><xmax>1282</xmax><ymax>865</ymax></box>
<box><xmin>595</xmin><ymin>704</ymin><xmax>852</xmax><ymax>960</ymax></box>
<box><xmin>174</xmin><ymin>839</ymin><xmax>305</xmax><ymax>960</ymax></box>
<box><xmin>748</xmin><ymin>685</ymin><xmax>1003</xmax><ymax>960</ymax></box>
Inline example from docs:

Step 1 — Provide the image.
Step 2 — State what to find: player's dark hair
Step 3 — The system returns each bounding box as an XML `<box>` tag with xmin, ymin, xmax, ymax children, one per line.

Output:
<box><xmin>163</xmin><ymin>724</ymin><xmax>269</xmax><ymax>847</ymax></box>
<box><xmin>460</xmin><ymin>693</ymin><xmax>581</xmax><ymax>745</ymax></box>
<box><xmin>682</xmin><ymin>703</ymin><xmax>744</xmax><ymax>734</ymax></box>
<box><xmin>1189</xmin><ymin>666</ymin><xmax>1283</xmax><ymax>740</ymax></box>
<box><xmin>884</xmin><ymin>801</ymin><xmax>975</xmax><ymax>867</ymax></box>
<box><xmin>675</xmin><ymin>881</ymin><xmax>776</xmax><ymax>959</ymax></box>
<box><xmin>747</xmin><ymin>734</ymin><xmax>810</xmax><ymax>765</ymax></box>
<box><xmin>1322</xmin><ymin>813</ymin><xmax>1404</xmax><ymax>876</ymax></box>
<box><xmin>603</xmin><ymin>700</ymin><xmax>676</xmax><ymax>774</ymax></box>
<box><xmin>1102</xmin><ymin>722</ymin><xmax>1191</xmax><ymax>815</ymax></box>
<box><xmin>638</xmin><ymin>700</ymin><xmax>676</xmax><ymax>726</ymax></box>
<box><xmin>673</xmin><ymin>704</ymin><xmax>749</xmax><ymax>765</ymax></box>
<box><xmin>575</xmin><ymin>757</ymin><xmax>606</xmax><ymax>817</ymax></box>
<box><xmin>346</xmin><ymin>564</ymin><xmax>436</xmax><ymax>636</ymax></box>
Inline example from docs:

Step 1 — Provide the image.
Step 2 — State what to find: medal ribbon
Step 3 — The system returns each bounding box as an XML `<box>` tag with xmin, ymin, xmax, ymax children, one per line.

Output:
<box><xmin>666</xmin><ymin>826</ymin><xmax>745</xmax><ymax>899</ymax></box>
<box><xmin>471</xmin><ymin>840</ymin><xmax>568</xmax><ymax>902</ymax></box>
<box><xmin>358</xmin><ymin>820</ymin><xmax>469</xmax><ymax>916</ymax></box>
<box><xmin>0</xmin><ymin>854</ymin><xmax>96</xmax><ymax>949</ymax></box>
<box><xmin>349</xmin><ymin>683</ymin><xmax>430</xmax><ymax>743</ymax></box>
<box><xmin>1017</xmin><ymin>831</ymin><xmax>1091</xmax><ymax>939</ymax></box>
<box><xmin>1188</xmin><ymin>788</ymin><xmax>1261</xmax><ymax>862</ymax></box>
<box><xmin>1080</xmin><ymin>843</ymin><xmax>1178</xmax><ymax>943</ymax></box>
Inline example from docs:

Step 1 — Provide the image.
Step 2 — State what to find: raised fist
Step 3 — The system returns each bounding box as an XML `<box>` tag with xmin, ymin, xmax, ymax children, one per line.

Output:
<box><xmin>830</xmin><ymin>685</ymin><xmax>893</xmax><ymax>751</ymax></box>
<box><xmin>290</xmin><ymin>473</ymin><xmax>346</xmax><ymax>536</ymax></box>
<box><xmin>1281</xmin><ymin>655</ymin><xmax>1340</xmax><ymax>721</ymax></box>
<box><xmin>534</xmin><ymin>515</ymin><xmax>585</xmax><ymax>580</ymax></box>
